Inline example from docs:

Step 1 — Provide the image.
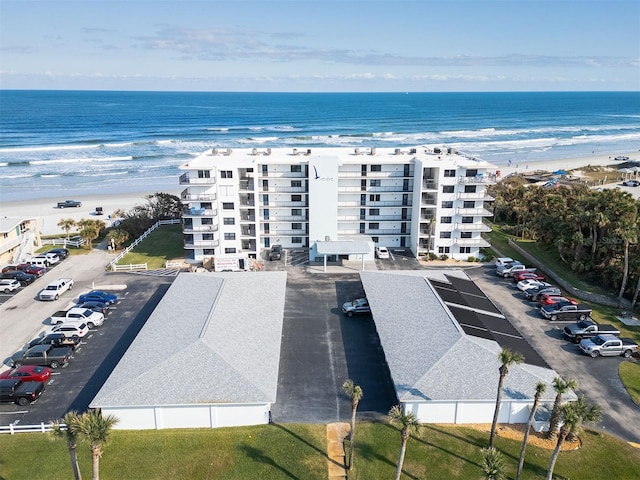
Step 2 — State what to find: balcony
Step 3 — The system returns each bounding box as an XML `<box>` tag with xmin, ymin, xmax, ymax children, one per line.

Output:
<box><xmin>422</xmin><ymin>181</ymin><xmax>438</xmax><ymax>190</ymax></box>
<box><xmin>455</xmin><ymin>207</ymin><xmax>494</xmax><ymax>216</ymax></box>
<box><xmin>453</xmin><ymin>237</ymin><xmax>491</xmax><ymax>247</ymax></box>
<box><xmin>181</xmin><ymin>191</ymin><xmax>217</xmax><ymax>202</ymax></box>
<box><xmin>338</xmin><ymin>228</ymin><xmax>409</xmax><ymax>236</ymax></box>
<box><xmin>337</xmin><ymin>200</ymin><xmax>413</xmax><ymax>207</ymax></box>
<box><xmin>184</xmin><ymin>239</ymin><xmax>220</xmax><ymax>249</ymax></box>
<box><xmin>260</xmin><ymin>171</ymin><xmax>307</xmax><ymax>178</ymax></box>
<box><xmin>179</xmin><ymin>173</ymin><xmax>216</xmax><ymax>185</ymax></box>
<box><xmin>337</xmin><ymin>215</ymin><xmax>411</xmax><ymax>222</ymax></box>
<box><xmin>240</xmin><ymin>215</ymin><xmax>256</xmax><ymax>222</ymax></box>
<box><xmin>241</xmin><ymin>228</ymin><xmax>257</xmax><ymax>237</ymax></box>
<box><xmin>455</xmin><ymin>222</ymin><xmax>492</xmax><ymax>232</ymax></box>
<box><xmin>182</xmin><ymin>224</ymin><xmax>219</xmax><ymax>233</ymax></box>
<box><xmin>338</xmin><ymin>185</ymin><xmax>412</xmax><ymax>193</ymax></box>
<box><xmin>457</xmin><ymin>192</ymin><xmax>495</xmax><ymax>201</ymax></box>
<box><xmin>340</xmin><ymin>171</ymin><xmax>413</xmax><ymax>178</ymax></box>
<box><xmin>182</xmin><ymin>207</ymin><xmax>217</xmax><ymax>217</ymax></box>
<box><xmin>239</xmin><ymin>180</ymin><xmax>255</xmax><ymax>191</ymax></box>
<box><xmin>457</xmin><ymin>174</ymin><xmax>497</xmax><ymax>185</ymax></box>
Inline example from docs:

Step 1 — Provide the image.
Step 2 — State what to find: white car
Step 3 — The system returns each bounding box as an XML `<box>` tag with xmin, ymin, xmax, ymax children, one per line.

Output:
<box><xmin>495</xmin><ymin>257</ymin><xmax>514</xmax><ymax>268</ymax></box>
<box><xmin>39</xmin><ymin>278</ymin><xmax>74</xmax><ymax>301</ymax></box>
<box><xmin>30</xmin><ymin>252</ymin><xmax>60</xmax><ymax>266</ymax></box>
<box><xmin>517</xmin><ymin>279</ymin><xmax>551</xmax><ymax>292</ymax></box>
<box><xmin>375</xmin><ymin>246</ymin><xmax>390</xmax><ymax>259</ymax></box>
<box><xmin>51</xmin><ymin>322</ymin><xmax>89</xmax><ymax>338</ymax></box>
<box><xmin>0</xmin><ymin>279</ymin><xmax>20</xmax><ymax>293</ymax></box>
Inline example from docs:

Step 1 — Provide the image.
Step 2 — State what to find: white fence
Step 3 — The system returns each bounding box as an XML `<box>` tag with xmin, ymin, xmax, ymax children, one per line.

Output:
<box><xmin>0</xmin><ymin>422</ymin><xmax>59</xmax><ymax>434</ymax></box>
<box><xmin>41</xmin><ymin>237</ymin><xmax>85</xmax><ymax>247</ymax></box>
<box><xmin>106</xmin><ymin>219</ymin><xmax>180</xmax><ymax>271</ymax></box>
<box><xmin>112</xmin><ymin>263</ymin><xmax>148</xmax><ymax>271</ymax></box>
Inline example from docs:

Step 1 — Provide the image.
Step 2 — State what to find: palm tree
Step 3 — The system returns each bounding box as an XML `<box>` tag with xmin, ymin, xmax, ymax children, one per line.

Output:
<box><xmin>516</xmin><ymin>381</ymin><xmax>546</xmax><ymax>480</ymax></box>
<box><xmin>388</xmin><ymin>405</ymin><xmax>421</xmax><ymax>480</ymax></box>
<box><xmin>51</xmin><ymin>411</ymin><xmax>83</xmax><ymax>480</ymax></box>
<box><xmin>77</xmin><ymin>219</ymin><xmax>104</xmax><ymax>251</ymax></box>
<box><xmin>545</xmin><ymin>397</ymin><xmax>601</xmax><ymax>480</ymax></box>
<box><xmin>546</xmin><ymin>376</ymin><xmax>577</xmax><ymax>440</ymax></box>
<box><xmin>57</xmin><ymin>218</ymin><xmax>76</xmax><ymax>240</ymax></box>
<box><xmin>342</xmin><ymin>379</ymin><xmax>363</xmax><ymax>471</ymax></box>
<box><xmin>481</xmin><ymin>446</ymin><xmax>506</xmax><ymax>480</ymax></box>
<box><xmin>75</xmin><ymin>409</ymin><xmax>119</xmax><ymax>480</ymax></box>
<box><xmin>106</xmin><ymin>228</ymin><xmax>129</xmax><ymax>250</ymax></box>
<box><xmin>489</xmin><ymin>348</ymin><xmax>524</xmax><ymax>448</ymax></box>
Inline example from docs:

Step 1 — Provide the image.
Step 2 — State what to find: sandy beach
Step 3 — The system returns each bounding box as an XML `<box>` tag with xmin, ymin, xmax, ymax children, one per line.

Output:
<box><xmin>0</xmin><ymin>190</ymin><xmax>181</xmax><ymax>236</ymax></box>
<box><xmin>1</xmin><ymin>152</ymin><xmax>638</xmax><ymax>237</ymax></box>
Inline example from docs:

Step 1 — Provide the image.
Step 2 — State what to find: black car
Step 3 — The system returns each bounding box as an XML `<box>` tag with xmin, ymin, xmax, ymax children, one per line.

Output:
<box><xmin>28</xmin><ymin>333</ymin><xmax>80</xmax><ymax>350</ymax></box>
<box><xmin>269</xmin><ymin>244</ymin><xmax>283</xmax><ymax>261</ymax></box>
<box><xmin>0</xmin><ymin>379</ymin><xmax>45</xmax><ymax>406</ymax></box>
<box><xmin>77</xmin><ymin>301</ymin><xmax>109</xmax><ymax>314</ymax></box>
<box><xmin>0</xmin><ymin>270</ymin><xmax>36</xmax><ymax>286</ymax></box>
<box><xmin>47</xmin><ymin>248</ymin><xmax>70</xmax><ymax>259</ymax></box>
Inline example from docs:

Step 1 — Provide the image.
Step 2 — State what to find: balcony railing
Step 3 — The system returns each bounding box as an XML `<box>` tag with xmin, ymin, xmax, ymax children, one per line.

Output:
<box><xmin>179</xmin><ymin>173</ymin><xmax>216</xmax><ymax>185</ymax></box>
<box><xmin>455</xmin><ymin>223</ymin><xmax>492</xmax><ymax>232</ymax></box>
<box><xmin>182</xmin><ymin>225</ymin><xmax>219</xmax><ymax>233</ymax></box>
<box><xmin>457</xmin><ymin>174</ymin><xmax>497</xmax><ymax>185</ymax></box>
<box><xmin>421</xmin><ymin>182</ymin><xmax>438</xmax><ymax>190</ymax></box>
<box><xmin>339</xmin><ymin>171</ymin><xmax>413</xmax><ymax>178</ymax></box>
<box><xmin>183</xmin><ymin>207</ymin><xmax>217</xmax><ymax>217</ymax></box>
<box><xmin>181</xmin><ymin>192</ymin><xmax>217</xmax><ymax>202</ymax></box>
<box><xmin>184</xmin><ymin>239</ymin><xmax>220</xmax><ymax>248</ymax></box>
<box><xmin>338</xmin><ymin>186</ymin><xmax>412</xmax><ymax>193</ymax></box>
<box><xmin>338</xmin><ymin>228</ymin><xmax>410</xmax><ymax>236</ymax></box>
<box><xmin>337</xmin><ymin>200</ymin><xmax>413</xmax><ymax>207</ymax></box>
<box><xmin>455</xmin><ymin>207</ymin><xmax>494</xmax><ymax>216</ymax></box>
<box><xmin>337</xmin><ymin>215</ymin><xmax>411</xmax><ymax>222</ymax></box>
<box><xmin>456</xmin><ymin>192</ymin><xmax>495</xmax><ymax>201</ymax></box>
<box><xmin>453</xmin><ymin>237</ymin><xmax>491</xmax><ymax>247</ymax></box>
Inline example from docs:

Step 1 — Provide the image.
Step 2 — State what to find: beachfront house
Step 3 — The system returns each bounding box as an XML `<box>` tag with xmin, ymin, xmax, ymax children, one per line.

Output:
<box><xmin>0</xmin><ymin>216</ymin><xmax>41</xmax><ymax>266</ymax></box>
<box><xmin>178</xmin><ymin>146</ymin><xmax>497</xmax><ymax>267</ymax></box>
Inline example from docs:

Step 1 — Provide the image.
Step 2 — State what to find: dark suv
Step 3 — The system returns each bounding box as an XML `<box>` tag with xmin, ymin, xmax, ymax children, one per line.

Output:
<box><xmin>0</xmin><ymin>270</ymin><xmax>36</xmax><ymax>286</ymax></box>
<box><xmin>524</xmin><ymin>286</ymin><xmax>561</xmax><ymax>301</ymax></box>
<box><xmin>47</xmin><ymin>248</ymin><xmax>70</xmax><ymax>259</ymax></box>
<box><xmin>269</xmin><ymin>244</ymin><xmax>283</xmax><ymax>261</ymax></box>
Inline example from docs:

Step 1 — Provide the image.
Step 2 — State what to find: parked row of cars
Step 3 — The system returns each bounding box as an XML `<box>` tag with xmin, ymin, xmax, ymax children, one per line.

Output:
<box><xmin>493</xmin><ymin>257</ymin><xmax>638</xmax><ymax>358</ymax></box>
<box><xmin>0</xmin><ymin>290</ymin><xmax>118</xmax><ymax>407</ymax></box>
<box><xmin>0</xmin><ymin>248</ymin><xmax>70</xmax><ymax>292</ymax></box>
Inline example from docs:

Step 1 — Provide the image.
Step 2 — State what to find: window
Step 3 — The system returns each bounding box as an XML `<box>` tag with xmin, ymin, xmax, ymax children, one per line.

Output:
<box><xmin>459</xmin><ymin>246</ymin><xmax>471</xmax><ymax>254</ymax></box>
<box><xmin>371</xmin><ymin>236</ymin><xmax>379</xmax><ymax>243</ymax></box>
<box><xmin>264</xmin><ymin>223</ymin><xmax>270</xmax><ymax>233</ymax></box>
<box><xmin>441</xmin><ymin>201</ymin><xmax>453</xmax><ymax>208</ymax></box>
<box><xmin>203</xmin><ymin>234</ymin><xmax>214</xmax><ymax>241</ymax></box>
<box><xmin>204</xmin><ymin>249</ymin><xmax>215</xmax><ymax>255</ymax></box>
<box><xmin>464</xmin><ymin>185</ymin><xmax>476</xmax><ymax>193</ymax></box>
<box><xmin>197</xmin><ymin>170</ymin><xmax>211</xmax><ymax>178</ymax></box>
<box><xmin>264</xmin><ymin>238</ymin><xmax>270</xmax><ymax>248</ymax></box>
<box><xmin>360</xmin><ymin>194</ymin><xmax>366</xmax><ymax>205</ymax></box>
<box><xmin>291</xmin><ymin>165</ymin><xmax>302</xmax><ymax>173</ymax></box>
<box><xmin>223</xmin><ymin>218</ymin><xmax>235</xmax><ymax>225</ymax></box>
<box><xmin>263</xmin><ymin>209</ymin><xmax>269</xmax><ymax>220</ymax></box>
<box><xmin>292</xmin><ymin>237</ymin><xmax>302</xmax><ymax>244</ymax></box>
<box><xmin>220</xmin><ymin>170</ymin><xmax>233</xmax><ymax>178</ymax></box>
<box><xmin>201</xmin><ymin>217</ymin><xmax>213</xmax><ymax>225</ymax></box>
<box><xmin>225</xmin><ymin>248</ymin><xmax>237</xmax><ymax>254</ymax></box>
<box><xmin>369</xmin><ymin>222</ymin><xmax>380</xmax><ymax>230</ymax></box>
<box><xmin>222</xmin><ymin>202</ymin><xmax>234</xmax><ymax>210</ymax></box>
<box><xmin>465</xmin><ymin>169</ymin><xmax>478</xmax><ymax>177</ymax></box>
<box><xmin>463</xmin><ymin>201</ymin><xmax>475</xmax><ymax>208</ymax></box>
<box><xmin>462</xmin><ymin>216</ymin><xmax>474</xmax><ymax>223</ymax></box>
<box><xmin>292</xmin><ymin>223</ymin><xmax>302</xmax><ymax>230</ymax></box>
<box><xmin>291</xmin><ymin>208</ymin><xmax>302</xmax><ymax>216</ymax></box>
<box><xmin>438</xmin><ymin>247</ymin><xmax>450</xmax><ymax>254</ymax></box>
<box><xmin>263</xmin><ymin>194</ymin><xmax>269</xmax><ymax>206</ymax></box>
<box><xmin>440</xmin><ymin>231</ymin><xmax>452</xmax><ymax>238</ymax></box>
<box><xmin>361</xmin><ymin>180</ymin><xmax>367</xmax><ymax>191</ymax></box>
<box><xmin>224</xmin><ymin>233</ymin><xmax>236</xmax><ymax>240</ymax></box>
<box><xmin>291</xmin><ymin>194</ymin><xmax>302</xmax><ymax>202</ymax></box>
<box><xmin>369</xmin><ymin>208</ymin><xmax>380</xmax><ymax>216</ymax></box>
<box><xmin>291</xmin><ymin>180</ymin><xmax>302</xmax><ymax>188</ymax></box>
<box><xmin>369</xmin><ymin>194</ymin><xmax>381</xmax><ymax>201</ymax></box>
<box><xmin>261</xmin><ymin>165</ymin><xmax>268</xmax><ymax>175</ymax></box>
<box><xmin>460</xmin><ymin>232</ymin><xmax>472</xmax><ymax>238</ymax></box>
<box><xmin>442</xmin><ymin>185</ymin><xmax>454</xmax><ymax>193</ymax></box>
<box><xmin>262</xmin><ymin>179</ymin><xmax>269</xmax><ymax>191</ymax></box>
<box><xmin>370</xmin><ymin>179</ymin><xmax>381</xmax><ymax>187</ymax></box>
<box><xmin>370</xmin><ymin>165</ymin><xmax>382</xmax><ymax>172</ymax></box>
<box><xmin>359</xmin><ymin>223</ymin><xmax>365</xmax><ymax>234</ymax></box>
<box><xmin>440</xmin><ymin>216</ymin><xmax>452</xmax><ymax>224</ymax></box>
<box><xmin>444</xmin><ymin>169</ymin><xmax>456</xmax><ymax>177</ymax></box>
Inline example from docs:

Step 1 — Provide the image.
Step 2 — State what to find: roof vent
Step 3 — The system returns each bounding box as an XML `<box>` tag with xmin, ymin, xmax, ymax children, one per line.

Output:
<box><xmin>293</xmin><ymin>148</ymin><xmax>298</xmax><ymax>156</ymax></box>
<box><xmin>355</xmin><ymin>148</ymin><xmax>360</xmax><ymax>155</ymax></box>
<box><xmin>306</xmin><ymin>149</ymin><xmax>311</xmax><ymax>155</ymax></box>
<box><xmin>212</xmin><ymin>148</ymin><xmax>218</xmax><ymax>155</ymax></box>
<box><xmin>410</xmin><ymin>148</ymin><xmax>417</xmax><ymax>154</ymax></box>
<box><xmin>266</xmin><ymin>148</ymin><xmax>272</xmax><ymax>155</ymax></box>
<box><xmin>226</xmin><ymin>148</ymin><xmax>233</xmax><ymax>156</ymax></box>
<box><xmin>395</xmin><ymin>148</ymin><xmax>402</xmax><ymax>155</ymax></box>
<box><xmin>252</xmin><ymin>148</ymin><xmax>258</xmax><ymax>156</ymax></box>
<box><xmin>433</xmin><ymin>147</ymin><xmax>442</xmax><ymax>154</ymax></box>
<box><xmin>370</xmin><ymin>147</ymin><xmax>376</xmax><ymax>156</ymax></box>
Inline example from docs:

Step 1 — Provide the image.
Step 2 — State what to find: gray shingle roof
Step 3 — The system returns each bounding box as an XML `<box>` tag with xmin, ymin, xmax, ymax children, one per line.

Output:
<box><xmin>360</xmin><ymin>270</ymin><xmax>569</xmax><ymax>403</ymax></box>
<box><xmin>90</xmin><ymin>272</ymin><xmax>287</xmax><ymax>407</ymax></box>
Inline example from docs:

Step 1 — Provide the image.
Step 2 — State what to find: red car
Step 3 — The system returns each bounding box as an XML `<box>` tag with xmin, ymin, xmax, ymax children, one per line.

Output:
<box><xmin>539</xmin><ymin>295</ymin><xmax>578</xmax><ymax>306</ymax></box>
<box><xmin>0</xmin><ymin>365</ymin><xmax>51</xmax><ymax>383</ymax></box>
<box><xmin>513</xmin><ymin>271</ymin><xmax>546</xmax><ymax>283</ymax></box>
<box><xmin>16</xmin><ymin>264</ymin><xmax>47</xmax><ymax>277</ymax></box>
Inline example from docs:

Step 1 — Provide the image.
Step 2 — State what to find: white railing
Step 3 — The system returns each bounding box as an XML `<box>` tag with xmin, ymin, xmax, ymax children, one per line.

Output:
<box><xmin>112</xmin><ymin>263</ymin><xmax>147</xmax><ymax>271</ymax></box>
<box><xmin>165</xmin><ymin>260</ymin><xmax>183</xmax><ymax>268</ymax></box>
<box><xmin>106</xmin><ymin>219</ymin><xmax>180</xmax><ymax>271</ymax></box>
<box><xmin>41</xmin><ymin>238</ymin><xmax>85</xmax><ymax>247</ymax></box>
<box><xmin>0</xmin><ymin>422</ymin><xmax>58</xmax><ymax>434</ymax></box>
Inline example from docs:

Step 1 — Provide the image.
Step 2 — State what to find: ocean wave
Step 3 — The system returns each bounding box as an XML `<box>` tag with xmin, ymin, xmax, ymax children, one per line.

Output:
<box><xmin>29</xmin><ymin>156</ymin><xmax>133</xmax><ymax>165</ymax></box>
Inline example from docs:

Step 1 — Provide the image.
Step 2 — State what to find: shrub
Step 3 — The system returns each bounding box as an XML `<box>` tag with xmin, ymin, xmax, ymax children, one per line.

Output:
<box><xmin>439</xmin><ymin>254</ymin><xmax>449</xmax><ymax>261</ymax></box>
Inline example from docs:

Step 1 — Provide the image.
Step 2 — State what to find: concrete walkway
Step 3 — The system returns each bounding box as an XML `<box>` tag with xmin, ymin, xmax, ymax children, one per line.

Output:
<box><xmin>327</xmin><ymin>423</ymin><xmax>350</xmax><ymax>480</ymax></box>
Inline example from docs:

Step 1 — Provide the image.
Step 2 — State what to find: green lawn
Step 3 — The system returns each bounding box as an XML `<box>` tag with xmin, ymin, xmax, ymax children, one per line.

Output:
<box><xmin>619</xmin><ymin>362</ymin><xmax>640</xmax><ymax>406</ymax></box>
<box><xmin>1</xmin><ymin>422</ymin><xmax>639</xmax><ymax>480</ymax></box>
<box><xmin>116</xmin><ymin>224</ymin><xmax>185</xmax><ymax>269</ymax></box>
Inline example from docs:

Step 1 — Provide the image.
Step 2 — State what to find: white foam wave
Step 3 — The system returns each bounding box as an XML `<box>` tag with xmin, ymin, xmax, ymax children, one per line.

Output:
<box><xmin>0</xmin><ymin>144</ymin><xmax>99</xmax><ymax>153</ymax></box>
<box><xmin>30</xmin><ymin>156</ymin><xmax>133</xmax><ymax>165</ymax></box>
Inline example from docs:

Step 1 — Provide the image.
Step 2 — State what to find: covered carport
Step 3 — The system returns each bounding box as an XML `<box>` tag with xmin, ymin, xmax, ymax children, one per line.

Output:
<box><xmin>314</xmin><ymin>239</ymin><xmax>372</xmax><ymax>272</ymax></box>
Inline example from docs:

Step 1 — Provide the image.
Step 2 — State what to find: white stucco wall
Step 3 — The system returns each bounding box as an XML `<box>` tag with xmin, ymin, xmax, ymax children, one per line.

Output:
<box><xmin>102</xmin><ymin>403</ymin><xmax>271</xmax><ymax>430</ymax></box>
<box><xmin>405</xmin><ymin>400</ymin><xmax>533</xmax><ymax>425</ymax></box>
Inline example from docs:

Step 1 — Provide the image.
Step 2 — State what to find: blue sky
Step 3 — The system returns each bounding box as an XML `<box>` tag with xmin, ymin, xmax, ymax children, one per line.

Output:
<box><xmin>1</xmin><ymin>0</ymin><xmax>638</xmax><ymax>92</ymax></box>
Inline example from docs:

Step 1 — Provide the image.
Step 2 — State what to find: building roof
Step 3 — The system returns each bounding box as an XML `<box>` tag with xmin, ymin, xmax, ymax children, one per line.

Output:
<box><xmin>90</xmin><ymin>271</ymin><xmax>287</xmax><ymax>407</ymax></box>
<box><xmin>316</xmin><ymin>239</ymin><xmax>371</xmax><ymax>255</ymax></box>
<box><xmin>0</xmin><ymin>216</ymin><xmax>37</xmax><ymax>234</ymax></box>
<box><xmin>360</xmin><ymin>270</ymin><xmax>571</xmax><ymax>403</ymax></box>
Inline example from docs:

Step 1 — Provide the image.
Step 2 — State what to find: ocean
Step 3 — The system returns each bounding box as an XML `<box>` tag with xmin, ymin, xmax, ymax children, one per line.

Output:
<box><xmin>1</xmin><ymin>90</ymin><xmax>639</xmax><ymax>202</ymax></box>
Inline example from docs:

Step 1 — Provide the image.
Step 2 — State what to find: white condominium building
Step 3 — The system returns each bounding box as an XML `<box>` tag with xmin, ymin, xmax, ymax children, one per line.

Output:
<box><xmin>179</xmin><ymin>146</ymin><xmax>497</xmax><ymax>264</ymax></box>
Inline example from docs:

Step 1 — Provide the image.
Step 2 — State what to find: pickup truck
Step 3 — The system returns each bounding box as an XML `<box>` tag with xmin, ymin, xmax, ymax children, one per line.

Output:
<box><xmin>39</xmin><ymin>278</ymin><xmax>74</xmax><ymax>301</ymax></box>
<box><xmin>10</xmin><ymin>344</ymin><xmax>73</xmax><ymax>369</ymax></box>
<box><xmin>540</xmin><ymin>302</ymin><xmax>592</xmax><ymax>322</ymax></box>
<box><xmin>50</xmin><ymin>307</ymin><xmax>104</xmax><ymax>328</ymax></box>
<box><xmin>563</xmin><ymin>319</ymin><xmax>621</xmax><ymax>342</ymax></box>
<box><xmin>496</xmin><ymin>262</ymin><xmax>537</xmax><ymax>278</ymax></box>
<box><xmin>0</xmin><ymin>379</ymin><xmax>46</xmax><ymax>406</ymax></box>
<box><xmin>57</xmin><ymin>200</ymin><xmax>82</xmax><ymax>208</ymax></box>
<box><xmin>578</xmin><ymin>334</ymin><xmax>639</xmax><ymax>358</ymax></box>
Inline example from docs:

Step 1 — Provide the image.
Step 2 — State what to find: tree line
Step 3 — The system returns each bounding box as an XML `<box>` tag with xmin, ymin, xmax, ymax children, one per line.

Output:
<box><xmin>489</xmin><ymin>179</ymin><xmax>640</xmax><ymax>308</ymax></box>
